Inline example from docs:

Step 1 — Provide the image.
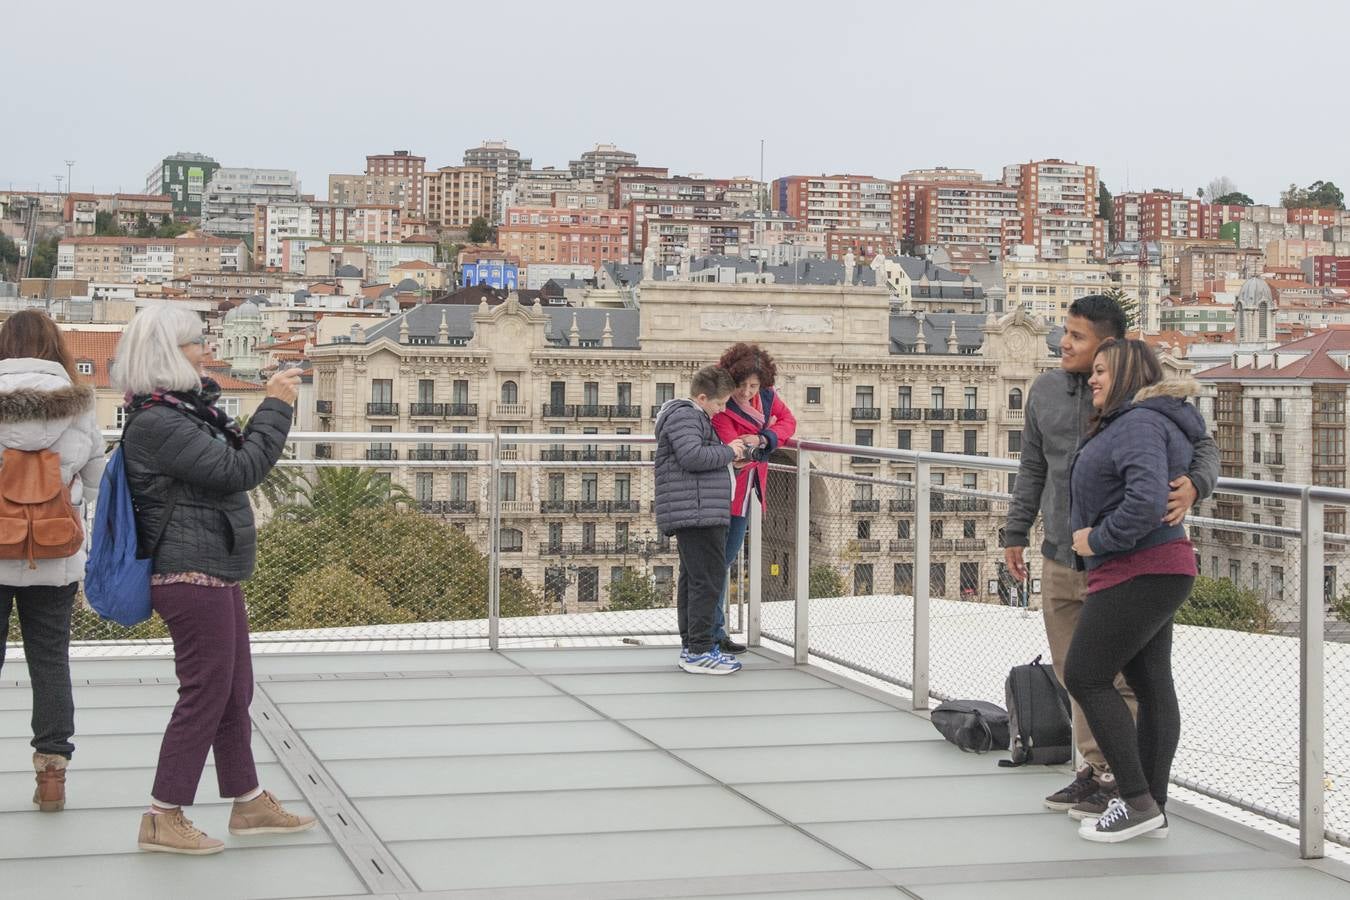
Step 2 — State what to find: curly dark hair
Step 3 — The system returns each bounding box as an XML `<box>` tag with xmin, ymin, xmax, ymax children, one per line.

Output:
<box><xmin>717</xmin><ymin>342</ymin><xmax>777</xmax><ymax>388</ymax></box>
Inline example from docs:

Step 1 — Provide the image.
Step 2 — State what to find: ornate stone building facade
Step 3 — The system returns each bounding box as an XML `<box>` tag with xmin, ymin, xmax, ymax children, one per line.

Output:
<box><xmin>307</xmin><ymin>280</ymin><xmax>1059</xmax><ymax>611</ymax></box>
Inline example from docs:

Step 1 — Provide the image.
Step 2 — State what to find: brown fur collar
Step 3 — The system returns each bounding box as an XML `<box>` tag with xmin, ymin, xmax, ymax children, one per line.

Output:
<box><xmin>0</xmin><ymin>384</ymin><xmax>96</xmax><ymax>423</ymax></box>
<box><xmin>1133</xmin><ymin>377</ymin><xmax>1201</xmax><ymax>403</ymax></box>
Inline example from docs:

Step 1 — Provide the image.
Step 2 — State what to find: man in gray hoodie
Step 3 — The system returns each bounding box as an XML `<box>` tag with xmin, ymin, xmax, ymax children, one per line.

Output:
<box><xmin>1004</xmin><ymin>294</ymin><xmax>1219</xmax><ymax>819</ymax></box>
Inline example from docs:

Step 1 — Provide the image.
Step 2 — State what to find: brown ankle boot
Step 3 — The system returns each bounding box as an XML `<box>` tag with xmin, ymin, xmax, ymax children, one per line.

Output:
<box><xmin>32</xmin><ymin>753</ymin><xmax>67</xmax><ymax>812</ymax></box>
<box><xmin>138</xmin><ymin>808</ymin><xmax>225</xmax><ymax>855</ymax></box>
<box><xmin>229</xmin><ymin>790</ymin><xmax>316</xmax><ymax>835</ymax></box>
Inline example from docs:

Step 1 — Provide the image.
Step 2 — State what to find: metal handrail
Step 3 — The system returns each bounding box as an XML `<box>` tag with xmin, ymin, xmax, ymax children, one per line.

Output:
<box><xmin>89</xmin><ymin>427</ymin><xmax>1334</xmax><ymax>857</ymax></box>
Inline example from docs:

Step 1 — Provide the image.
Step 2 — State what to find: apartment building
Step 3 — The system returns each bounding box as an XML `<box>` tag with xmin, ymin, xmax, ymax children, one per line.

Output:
<box><xmin>56</xmin><ymin>234</ymin><xmax>247</xmax><ymax>283</ymax></box>
<box><xmin>896</xmin><ymin>168</ymin><xmax>985</xmax><ymax>245</ymax></box>
<box><xmin>913</xmin><ymin>180</ymin><xmax>1020</xmax><ymax>258</ymax></box>
<box><xmin>253</xmin><ymin>202</ymin><xmax>401</xmax><ymax>269</ymax></box>
<box><xmin>1113</xmin><ymin>191</ymin><xmax>1212</xmax><ymax>242</ymax></box>
<box><xmin>824</xmin><ymin>230</ymin><xmax>897</xmax><ymax>262</ymax></box>
<box><xmin>145</xmin><ymin>151</ymin><xmax>220</xmax><ymax>217</ymax></box>
<box><xmin>1002</xmin><ymin>159</ymin><xmax>1105</xmax><ymax>261</ymax></box>
<box><xmin>569</xmin><ymin>144</ymin><xmax>639</xmax><ymax>182</ymax></box>
<box><xmin>278</xmin><ymin>238</ymin><xmax>435</xmax><ymax>280</ymax></box>
<box><xmin>642</xmin><ymin>219</ymin><xmax>752</xmax><ymax>267</ymax></box>
<box><xmin>626</xmin><ymin>198</ymin><xmax>732</xmax><ymax>260</ymax></box>
<box><xmin>772</xmin><ymin>175</ymin><xmax>897</xmax><ymax>240</ymax></box>
<box><xmin>328</xmin><ymin>174</ymin><xmax>417</xmax><ymax>215</ymax></box>
<box><xmin>306</xmin><ymin>274</ymin><xmax>1057</xmax><ymax>611</ymax></box>
<box><xmin>497</xmin><ymin>206</ymin><xmax>631</xmax><ymax>270</ymax></box>
<box><xmin>1177</xmin><ymin>243</ymin><xmax>1265</xmax><ymax>297</ymax></box>
<box><xmin>1158</xmin><ymin>294</ymin><xmax>1236</xmax><ymax>334</ymax></box>
<box><xmin>463</xmin><ymin>142</ymin><xmax>531</xmax><ymax>221</ymax></box>
<box><xmin>201</xmin><ymin>168</ymin><xmax>302</xmax><ymax>237</ymax></box>
<box><xmin>422</xmin><ymin>167</ymin><xmax>496</xmax><ymax>230</ymax></box>
<box><xmin>503</xmin><ymin>168</ymin><xmax>595</xmax><ymax>208</ymax></box>
<box><xmin>1194</xmin><ymin>327</ymin><xmax>1350</xmax><ymax>620</ymax></box>
<box><xmin>186</xmin><ymin>271</ymin><xmax>283</xmax><ymax>302</ymax></box>
<box><xmin>1307</xmin><ymin>255</ymin><xmax>1350</xmax><ymax>288</ymax></box>
<box><xmin>172</xmin><ymin>234</ymin><xmax>250</xmax><ymax>278</ymax></box>
<box><xmin>1000</xmin><ymin>245</ymin><xmax>1163</xmax><ymax>328</ymax></box>
<box><xmin>365</xmin><ymin>151</ymin><xmax>425</xmax><ymax>214</ymax></box>
<box><xmin>1211</xmin><ymin>204</ymin><xmax>1350</xmax><ymax>230</ymax></box>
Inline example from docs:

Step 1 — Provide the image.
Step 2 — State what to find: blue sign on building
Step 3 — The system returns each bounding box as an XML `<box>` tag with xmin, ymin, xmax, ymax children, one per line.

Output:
<box><xmin>462</xmin><ymin>261</ymin><xmax>519</xmax><ymax>290</ymax></box>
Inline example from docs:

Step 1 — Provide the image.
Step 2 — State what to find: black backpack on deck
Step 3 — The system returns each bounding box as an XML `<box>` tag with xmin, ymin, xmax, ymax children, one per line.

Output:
<box><xmin>931</xmin><ymin>699</ymin><xmax>1010</xmax><ymax>753</ymax></box>
<box><xmin>998</xmin><ymin>654</ymin><xmax>1073</xmax><ymax>767</ymax></box>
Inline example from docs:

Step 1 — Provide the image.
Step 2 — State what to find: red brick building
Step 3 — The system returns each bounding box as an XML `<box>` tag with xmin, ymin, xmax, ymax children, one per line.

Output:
<box><xmin>366</xmin><ymin>151</ymin><xmax>425</xmax><ymax>215</ymax></box>
<box><xmin>498</xmin><ymin>206</ymin><xmax>631</xmax><ymax>270</ymax></box>
<box><xmin>913</xmin><ymin>180</ymin><xmax>1020</xmax><ymax>258</ymax></box>
<box><xmin>1002</xmin><ymin>159</ymin><xmax>1105</xmax><ymax>260</ymax></box>
<box><xmin>1309</xmin><ymin>256</ymin><xmax>1350</xmax><ymax>289</ymax></box>
<box><xmin>1113</xmin><ymin>190</ymin><xmax>1214</xmax><ymax>242</ymax></box>
<box><xmin>771</xmin><ymin>174</ymin><xmax>898</xmax><ymax>243</ymax></box>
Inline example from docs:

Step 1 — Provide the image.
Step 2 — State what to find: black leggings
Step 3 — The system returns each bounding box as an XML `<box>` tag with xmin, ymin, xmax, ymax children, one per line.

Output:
<box><xmin>1064</xmin><ymin>574</ymin><xmax>1193</xmax><ymax>806</ymax></box>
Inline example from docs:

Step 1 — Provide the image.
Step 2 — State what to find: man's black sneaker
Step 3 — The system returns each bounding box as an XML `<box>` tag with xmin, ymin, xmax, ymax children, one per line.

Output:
<box><xmin>1044</xmin><ymin>766</ymin><xmax>1098</xmax><ymax>812</ymax></box>
<box><xmin>1079</xmin><ymin>797</ymin><xmax>1165</xmax><ymax>843</ymax></box>
<box><xmin>718</xmin><ymin>637</ymin><xmax>747</xmax><ymax>654</ymax></box>
<box><xmin>1068</xmin><ymin>772</ymin><xmax>1120</xmax><ymax>820</ymax></box>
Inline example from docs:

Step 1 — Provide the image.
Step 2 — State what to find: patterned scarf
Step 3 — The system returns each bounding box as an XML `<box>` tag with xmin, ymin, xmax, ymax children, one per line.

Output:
<box><xmin>124</xmin><ymin>376</ymin><xmax>244</xmax><ymax>448</ymax></box>
<box><xmin>727</xmin><ymin>389</ymin><xmax>767</xmax><ymax>429</ymax></box>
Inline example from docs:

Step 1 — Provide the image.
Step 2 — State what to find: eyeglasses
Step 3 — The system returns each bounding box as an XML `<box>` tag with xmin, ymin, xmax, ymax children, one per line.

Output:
<box><xmin>182</xmin><ymin>336</ymin><xmax>206</xmax><ymax>346</ymax></box>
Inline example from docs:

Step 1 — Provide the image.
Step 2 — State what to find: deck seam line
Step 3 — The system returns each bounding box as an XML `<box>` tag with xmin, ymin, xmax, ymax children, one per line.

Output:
<box><xmin>251</xmin><ymin>684</ymin><xmax>417</xmax><ymax>895</ymax></box>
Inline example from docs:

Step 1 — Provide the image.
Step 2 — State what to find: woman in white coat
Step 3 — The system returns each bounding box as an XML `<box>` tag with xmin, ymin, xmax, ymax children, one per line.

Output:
<box><xmin>0</xmin><ymin>310</ymin><xmax>106</xmax><ymax>811</ymax></box>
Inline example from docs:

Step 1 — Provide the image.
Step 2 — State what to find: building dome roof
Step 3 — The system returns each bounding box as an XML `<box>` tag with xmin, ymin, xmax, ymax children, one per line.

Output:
<box><xmin>1236</xmin><ymin>276</ymin><xmax>1272</xmax><ymax>307</ymax></box>
<box><xmin>225</xmin><ymin>300</ymin><xmax>262</xmax><ymax>322</ymax></box>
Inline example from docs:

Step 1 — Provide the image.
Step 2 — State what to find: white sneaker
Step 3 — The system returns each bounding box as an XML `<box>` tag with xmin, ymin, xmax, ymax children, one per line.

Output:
<box><xmin>679</xmin><ymin>647</ymin><xmax>742</xmax><ymax>675</ymax></box>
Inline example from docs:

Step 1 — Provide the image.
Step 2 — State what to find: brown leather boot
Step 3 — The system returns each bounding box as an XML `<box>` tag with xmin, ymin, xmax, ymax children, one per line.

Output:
<box><xmin>32</xmin><ymin>753</ymin><xmax>67</xmax><ymax>812</ymax></box>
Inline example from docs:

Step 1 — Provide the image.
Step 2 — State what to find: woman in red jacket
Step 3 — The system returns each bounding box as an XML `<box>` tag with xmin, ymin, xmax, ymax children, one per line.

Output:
<box><xmin>710</xmin><ymin>343</ymin><xmax>797</xmax><ymax>653</ymax></box>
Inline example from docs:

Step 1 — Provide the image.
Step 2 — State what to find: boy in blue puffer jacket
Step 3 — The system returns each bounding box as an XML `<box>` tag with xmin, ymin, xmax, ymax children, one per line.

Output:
<box><xmin>654</xmin><ymin>366</ymin><xmax>749</xmax><ymax>674</ymax></box>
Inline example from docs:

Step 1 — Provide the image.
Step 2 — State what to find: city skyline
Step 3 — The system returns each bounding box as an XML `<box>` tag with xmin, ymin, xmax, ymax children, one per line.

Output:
<box><xmin>3</xmin><ymin>0</ymin><xmax>1341</xmax><ymax>206</ymax></box>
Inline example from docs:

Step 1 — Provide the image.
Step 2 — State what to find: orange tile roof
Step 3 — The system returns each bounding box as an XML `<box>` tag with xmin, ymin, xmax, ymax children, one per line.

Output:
<box><xmin>62</xmin><ymin>330</ymin><xmax>263</xmax><ymax>392</ymax></box>
<box><xmin>63</xmin><ymin>331</ymin><xmax>120</xmax><ymax>389</ymax></box>
<box><xmin>391</xmin><ymin>259</ymin><xmax>438</xmax><ymax>270</ymax></box>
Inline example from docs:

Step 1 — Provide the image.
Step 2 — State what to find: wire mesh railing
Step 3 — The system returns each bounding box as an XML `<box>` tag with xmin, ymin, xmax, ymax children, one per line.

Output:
<box><xmin>765</xmin><ymin>437</ymin><xmax>1346</xmax><ymax>859</ymax></box>
<box><xmin>2</xmin><ymin>429</ymin><xmax>1341</xmax><ymax>857</ymax></box>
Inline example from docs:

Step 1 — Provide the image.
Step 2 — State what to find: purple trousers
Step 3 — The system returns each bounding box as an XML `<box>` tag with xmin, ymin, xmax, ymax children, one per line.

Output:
<box><xmin>151</xmin><ymin>582</ymin><xmax>258</xmax><ymax>806</ymax></box>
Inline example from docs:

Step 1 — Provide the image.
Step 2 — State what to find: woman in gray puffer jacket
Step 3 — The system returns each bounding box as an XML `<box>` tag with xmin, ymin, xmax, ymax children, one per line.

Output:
<box><xmin>112</xmin><ymin>304</ymin><xmax>313</xmax><ymax>856</ymax></box>
<box><xmin>0</xmin><ymin>310</ymin><xmax>106</xmax><ymax>812</ymax></box>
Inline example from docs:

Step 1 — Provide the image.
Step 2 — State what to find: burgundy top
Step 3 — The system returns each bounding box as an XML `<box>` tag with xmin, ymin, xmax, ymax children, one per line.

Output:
<box><xmin>1087</xmin><ymin>537</ymin><xmax>1198</xmax><ymax>594</ymax></box>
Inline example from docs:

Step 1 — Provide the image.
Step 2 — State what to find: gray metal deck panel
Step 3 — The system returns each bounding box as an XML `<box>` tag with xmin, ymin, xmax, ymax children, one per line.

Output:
<box><xmin>0</xmin><ymin>643</ymin><xmax>1345</xmax><ymax>899</ymax></box>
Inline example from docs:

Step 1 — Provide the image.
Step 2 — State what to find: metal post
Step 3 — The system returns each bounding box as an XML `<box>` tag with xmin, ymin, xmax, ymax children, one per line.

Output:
<box><xmin>748</xmin><ymin>492</ymin><xmax>763</xmax><ymax>647</ymax></box>
<box><xmin>912</xmin><ymin>461</ymin><xmax>931</xmax><ymax>710</ymax></box>
<box><xmin>487</xmin><ymin>434</ymin><xmax>501</xmax><ymax>651</ymax></box>
<box><xmin>1299</xmin><ymin>490</ymin><xmax>1325</xmax><ymax>859</ymax></box>
<box><xmin>794</xmin><ymin>449</ymin><xmax>810</xmax><ymax>664</ymax></box>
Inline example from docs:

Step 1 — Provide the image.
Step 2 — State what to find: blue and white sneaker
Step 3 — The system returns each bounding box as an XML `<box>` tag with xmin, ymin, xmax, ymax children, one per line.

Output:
<box><xmin>678</xmin><ymin>647</ymin><xmax>689</xmax><ymax>668</ymax></box>
<box><xmin>679</xmin><ymin>646</ymin><xmax>742</xmax><ymax>675</ymax></box>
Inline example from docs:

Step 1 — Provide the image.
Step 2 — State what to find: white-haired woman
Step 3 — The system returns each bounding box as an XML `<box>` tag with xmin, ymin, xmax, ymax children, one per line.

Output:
<box><xmin>113</xmin><ymin>304</ymin><xmax>311</xmax><ymax>855</ymax></box>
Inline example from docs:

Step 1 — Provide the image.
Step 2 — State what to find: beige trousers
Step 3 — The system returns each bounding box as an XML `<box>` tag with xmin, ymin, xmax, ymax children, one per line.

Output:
<box><xmin>1040</xmin><ymin>557</ymin><xmax>1138</xmax><ymax>773</ymax></box>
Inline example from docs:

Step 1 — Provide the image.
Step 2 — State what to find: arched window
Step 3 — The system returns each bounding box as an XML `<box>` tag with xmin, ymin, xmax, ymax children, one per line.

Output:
<box><xmin>501</xmin><ymin>380</ymin><xmax>519</xmax><ymax>404</ymax></box>
<box><xmin>1008</xmin><ymin>388</ymin><xmax>1023</xmax><ymax>411</ymax></box>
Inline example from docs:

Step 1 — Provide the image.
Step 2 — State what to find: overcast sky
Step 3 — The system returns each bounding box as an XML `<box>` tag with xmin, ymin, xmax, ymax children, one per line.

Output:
<box><xmin>3</xmin><ymin>0</ymin><xmax>1339</xmax><ymax>206</ymax></box>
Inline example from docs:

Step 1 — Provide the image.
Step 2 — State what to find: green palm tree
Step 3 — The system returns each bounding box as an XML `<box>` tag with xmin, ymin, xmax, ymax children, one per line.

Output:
<box><xmin>277</xmin><ymin>467</ymin><xmax>412</xmax><ymax>525</ymax></box>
